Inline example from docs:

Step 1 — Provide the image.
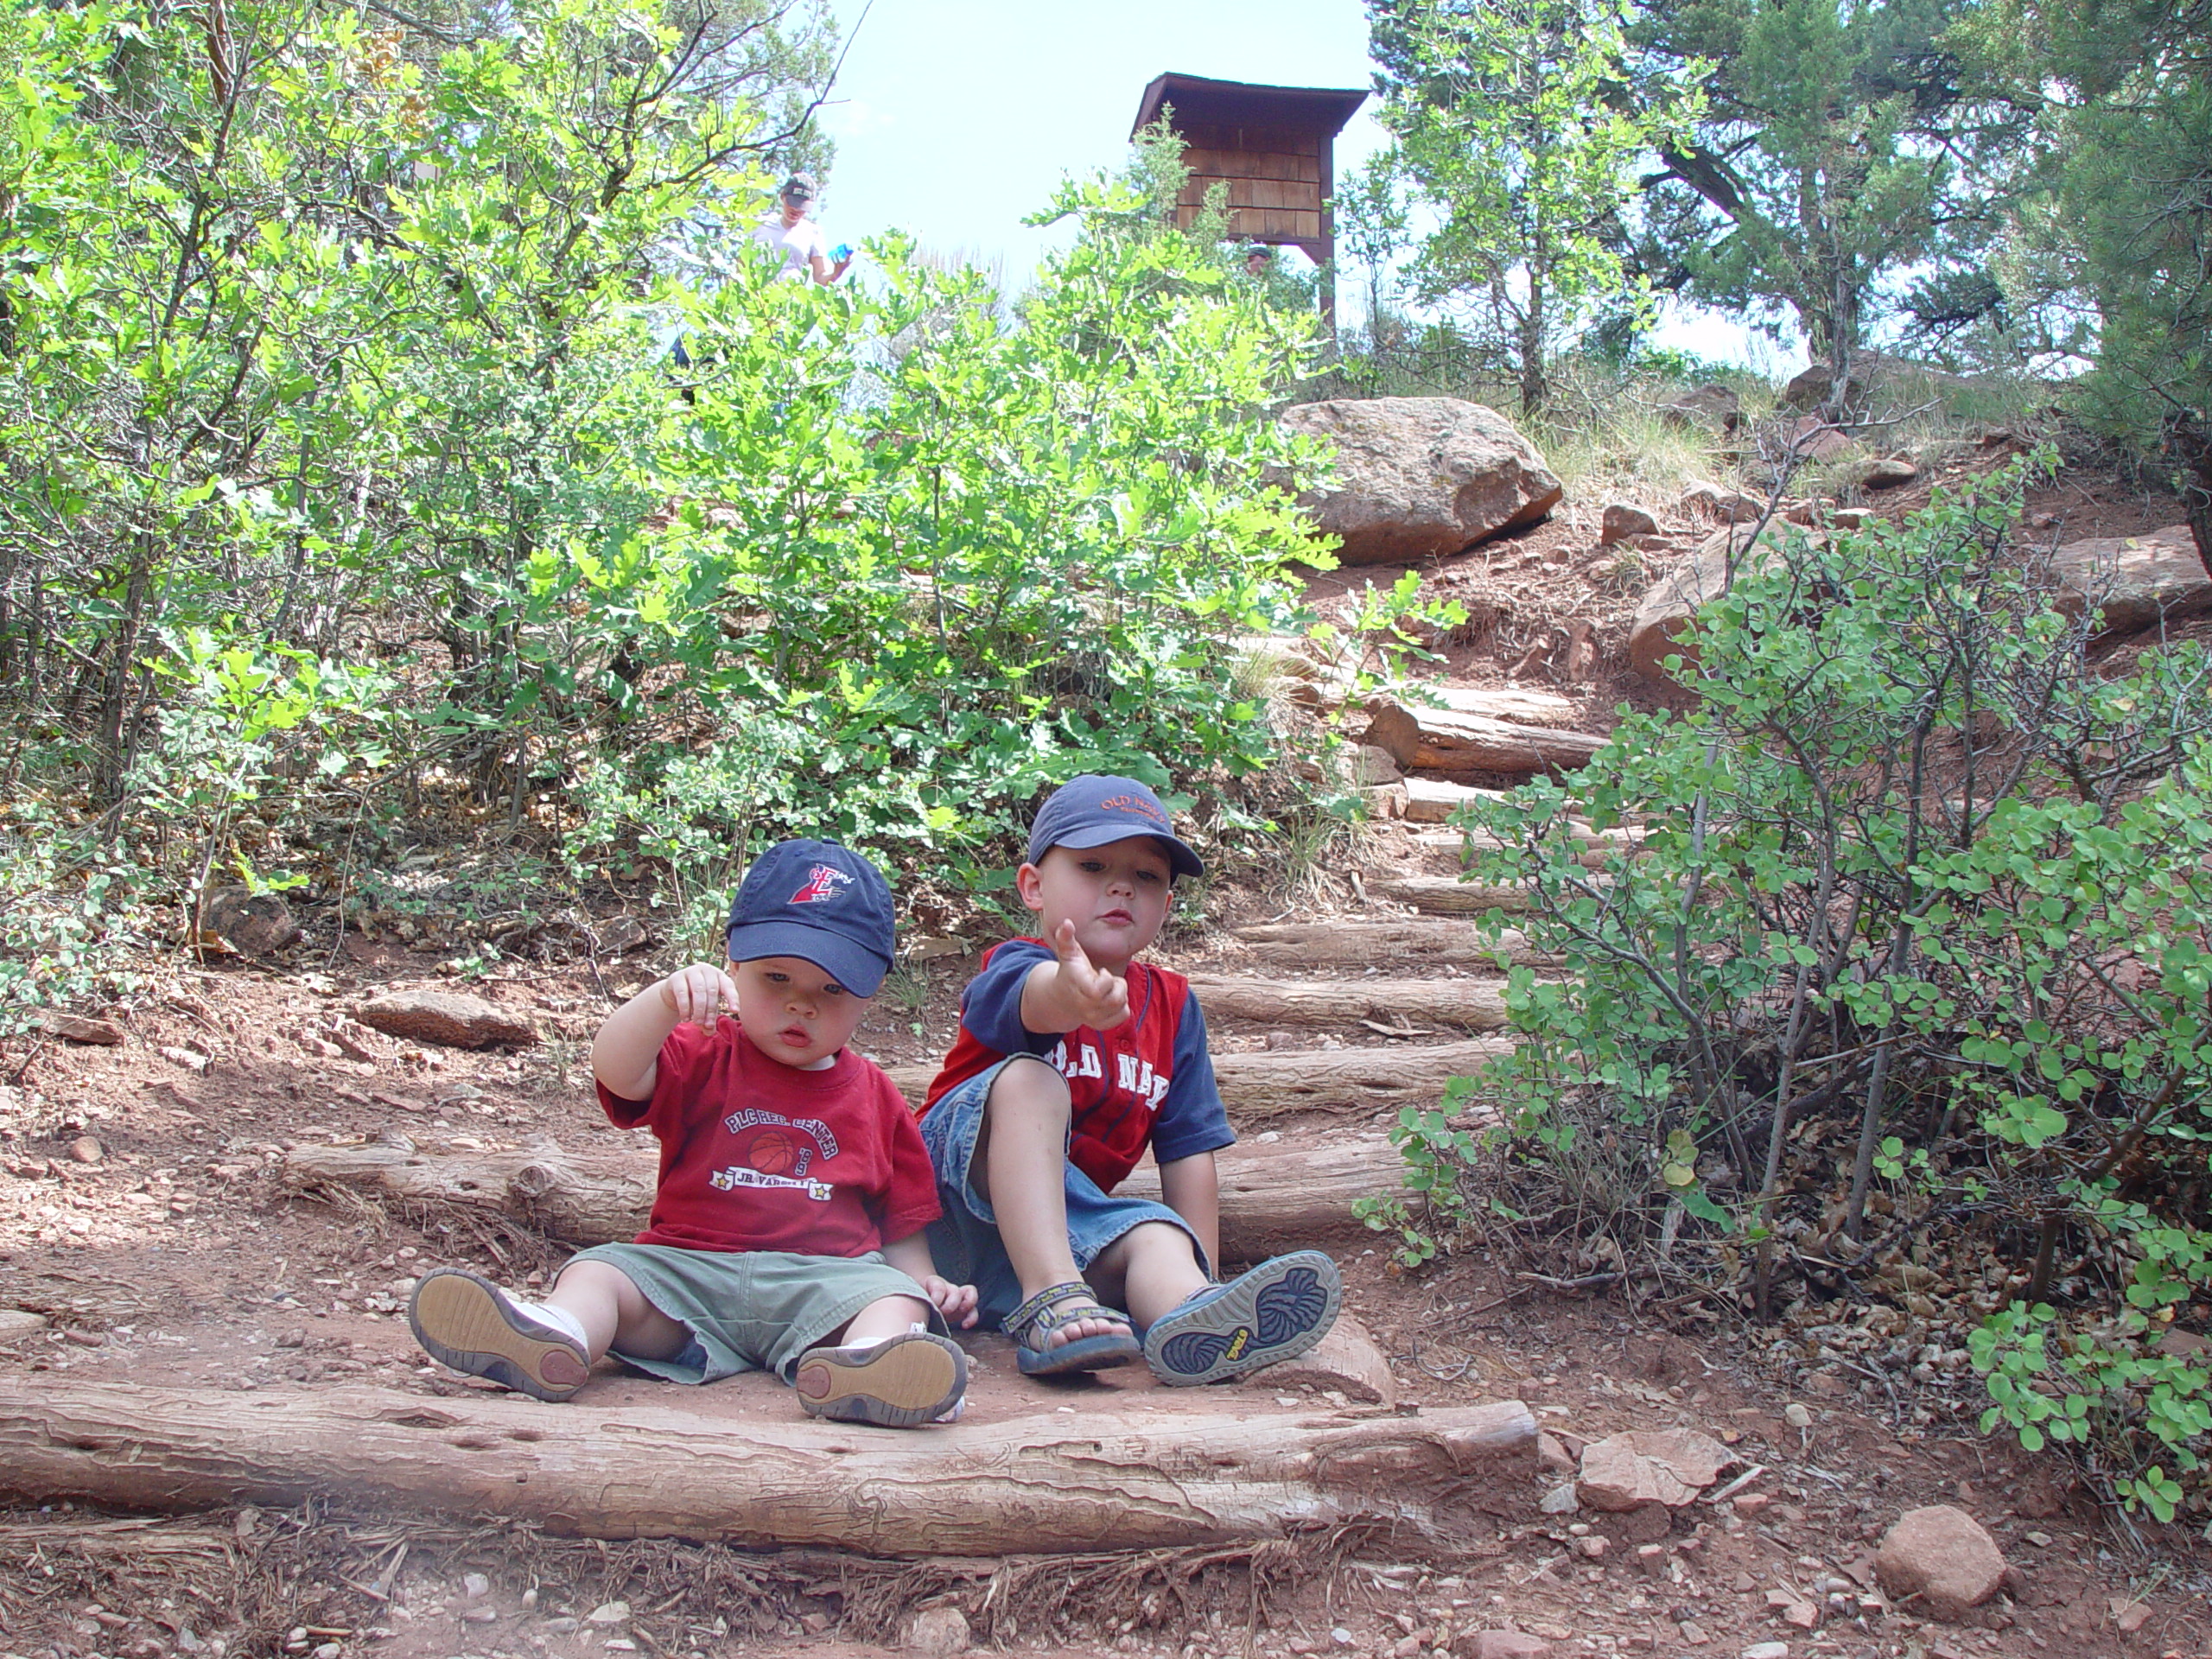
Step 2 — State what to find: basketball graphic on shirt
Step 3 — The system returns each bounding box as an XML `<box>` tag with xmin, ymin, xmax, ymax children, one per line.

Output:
<box><xmin>746</xmin><ymin>1129</ymin><xmax>801</xmax><ymax>1175</ymax></box>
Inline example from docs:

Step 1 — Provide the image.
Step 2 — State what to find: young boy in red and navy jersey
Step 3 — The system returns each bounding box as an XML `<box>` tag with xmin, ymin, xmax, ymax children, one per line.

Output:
<box><xmin>919</xmin><ymin>776</ymin><xmax>1340</xmax><ymax>1382</ymax></box>
<box><xmin>408</xmin><ymin>840</ymin><xmax>976</xmax><ymax>1427</ymax></box>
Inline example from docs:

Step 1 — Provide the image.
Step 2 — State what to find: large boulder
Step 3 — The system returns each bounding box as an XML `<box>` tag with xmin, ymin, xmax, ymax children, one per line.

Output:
<box><xmin>1278</xmin><ymin>397</ymin><xmax>1562</xmax><ymax>563</ymax></box>
<box><xmin>355</xmin><ymin>991</ymin><xmax>538</xmax><ymax>1050</ymax></box>
<box><xmin>1627</xmin><ymin>523</ymin><xmax>1805</xmax><ymax>683</ymax></box>
<box><xmin>1780</xmin><ymin>349</ymin><xmax>1974</xmax><ymax>415</ymax></box>
<box><xmin>2050</xmin><ymin>524</ymin><xmax>2212</xmax><ymax>636</ymax></box>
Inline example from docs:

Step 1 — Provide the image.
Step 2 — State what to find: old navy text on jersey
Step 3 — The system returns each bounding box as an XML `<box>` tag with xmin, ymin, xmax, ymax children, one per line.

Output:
<box><xmin>1049</xmin><ymin>1039</ymin><xmax>1171</xmax><ymax>1106</ymax></box>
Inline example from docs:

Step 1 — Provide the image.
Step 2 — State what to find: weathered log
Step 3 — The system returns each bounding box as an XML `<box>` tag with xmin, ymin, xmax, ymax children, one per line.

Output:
<box><xmin>1369</xmin><ymin>876</ymin><xmax>1533</xmax><ymax>916</ymax></box>
<box><xmin>1232</xmin><ymin>918</ymin><xmax>1554</xmax><ymax>968</ymax></box>
<box><xmin>1184</xmin><ymin>974</ymin><xmax>1511</xmax><ymax>1031</ymax></box>
<box><xmin>1363</xmin><ymin>696</ymin><xmax>1606</xmax><ymax>775</ymax></box>
<box><xmin>882</xmin><ymin>1039</ymin><xmax>1510</xmax><ymax>1122</ymax></box>
<box><xmin>285</xmin><ymin>1128</ymin><xmax>1470</xmax><ymax>1264</ymax></box>
<box><xmin>0</xmin><ymin>1380</ymin><xmax>1538</xmax><ymax>1555</ymax></box>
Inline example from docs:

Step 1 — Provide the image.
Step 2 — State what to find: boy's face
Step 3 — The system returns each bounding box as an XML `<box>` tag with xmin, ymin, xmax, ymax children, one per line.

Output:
<box><xmin>730</xmin><ymin>956</ymin><xmax>868</xmax><ymax>1070</ymax></box>
<box><xmin>1017</xmin><ymin>836</ymin><xmax>1173</xmax><ymax>973</ymax></box>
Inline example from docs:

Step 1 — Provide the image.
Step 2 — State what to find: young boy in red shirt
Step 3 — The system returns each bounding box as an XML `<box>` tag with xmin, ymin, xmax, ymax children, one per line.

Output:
<box><xmin>920</xmin><ymin>776</ymin><xmax>1339</xmax><ymax>1382</ymax></box>
<box><xmin>408</xmin><ymin>841</ymin><xmax>976</xmax><ymax>1427</ymax></box>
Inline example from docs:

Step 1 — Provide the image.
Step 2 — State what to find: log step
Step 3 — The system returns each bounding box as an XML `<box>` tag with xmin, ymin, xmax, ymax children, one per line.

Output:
<box><xmin>882</xmin><ymin>1039</ymin><xmax>1510</xmax><ymax>1122</ymax></box>
<box><xmin>1184</xmin><ymin>973</ymin><xmax>1512</xmax><ymax>1031</ymax></box>
<box><xmin>1232</xmin><ymin>918</ymin><xmax>1557</xmax><ymax>968</ymax></box>
<box><xmin>284</xmin><ymin>1127</ymin><xmax>1480</xmax><ymax>1266</ymax></box>
<box><xmin>1368</xmin><ymin>875</ymin><xmax>1533</xmax><ymax>915</ymax></box>
<box><xmin>0</xmin><ymin>1380</ymin><xmax>1537</xmax><ymax>1555</ymax></box>
<box><xmin>1364</xmin><ymin>693</ymin><xmax>1606</xmax><ymax>775</ymax></box>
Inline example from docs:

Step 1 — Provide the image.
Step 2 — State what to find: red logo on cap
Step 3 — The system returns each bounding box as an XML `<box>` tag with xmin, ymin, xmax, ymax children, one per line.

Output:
<box><xmin>791</xmin><ymin>865</ymin><xmax>853</xmax><ymax>904</ymax></box>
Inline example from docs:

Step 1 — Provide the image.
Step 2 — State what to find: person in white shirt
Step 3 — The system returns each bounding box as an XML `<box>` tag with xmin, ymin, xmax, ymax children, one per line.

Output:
<box><xmin>751</xmin><ymin>174</ymin><xmax>852</xmax><ymax>286</ymax></box>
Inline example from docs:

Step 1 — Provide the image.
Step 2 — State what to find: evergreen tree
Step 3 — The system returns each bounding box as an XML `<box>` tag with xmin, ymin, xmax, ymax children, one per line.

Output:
<box><xmin>1627</xmin><ymin>0</ymin><xmax>2033</xmax><ymax>387</ymax></box>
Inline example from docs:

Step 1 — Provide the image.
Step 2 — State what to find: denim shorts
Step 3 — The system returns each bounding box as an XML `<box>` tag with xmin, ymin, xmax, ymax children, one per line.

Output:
<box><xmin>918</xmin><ymin>1056</ymin><xmax>1209</xmax><ymax>1329</ymax></box>
<box><xmin>562</xmin><ymin>1242</ymin><xmax>939</xmax><ymax>1385</ymax></box>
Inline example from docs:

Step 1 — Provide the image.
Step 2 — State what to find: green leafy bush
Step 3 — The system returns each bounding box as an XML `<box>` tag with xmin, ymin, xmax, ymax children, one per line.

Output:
<box><xmin>1375</xmin><ymin>458</ymin><xmax>2212</xmax><ymax>1515</ymax></box>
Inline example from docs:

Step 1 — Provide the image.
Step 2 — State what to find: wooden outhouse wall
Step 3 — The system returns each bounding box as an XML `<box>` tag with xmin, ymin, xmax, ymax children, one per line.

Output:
<box><xmin>1173</xmin><ymin>122</ymin><xmax>1325</xmax><ymax>244</ymax></box>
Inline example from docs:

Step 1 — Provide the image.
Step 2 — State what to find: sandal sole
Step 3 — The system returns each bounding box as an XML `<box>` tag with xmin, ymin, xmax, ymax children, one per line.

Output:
<box><xmin>1143</xmin><ymin>1251</ymin><xmax>1342</xmax><ymax>1386</ymax></box>
<box><xmin>410</xmin><ymin>1269</ymin><xmax>591</xmax><ymax>1402</ymax></box>
<box><xmin>794</xmin><ymin>1332</ymin><xmax>967</xmax><ymax>1428</ymax></box>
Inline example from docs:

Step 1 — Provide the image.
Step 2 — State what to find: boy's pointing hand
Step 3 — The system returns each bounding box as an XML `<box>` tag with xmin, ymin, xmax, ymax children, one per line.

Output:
<box><xmin>1052</xmin><ymin>919</ymin><xmax>1129</xmax><ymax>1029</ymax></box>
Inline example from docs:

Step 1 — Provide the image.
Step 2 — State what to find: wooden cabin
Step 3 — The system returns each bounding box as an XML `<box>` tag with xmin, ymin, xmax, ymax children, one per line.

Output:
<box><xmin>1129</xmin><ymin>72</ymin><xmax>1368</xmax><ymax>307</ymax></box>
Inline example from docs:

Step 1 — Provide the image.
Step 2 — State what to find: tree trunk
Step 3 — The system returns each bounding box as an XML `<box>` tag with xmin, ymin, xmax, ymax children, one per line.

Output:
<box><xmin>285</xmin><ymin>1129</ymin><xmax>1467</xmax><ymax>1265</ymax></box>
<box><xmin>2172</xmin><ymin>416</ymin><xmax>2212</xmax><ymax>582</ymax></box>
<box><xmin>1180</xmin><ymin>974</ymin><xmax>1514</xmax><ymax>1031</ymax></box>
<box><xmin>0</xmin><ymin>1381</ymin><xmax>1537</xmax><ymax>1555</ymax></box>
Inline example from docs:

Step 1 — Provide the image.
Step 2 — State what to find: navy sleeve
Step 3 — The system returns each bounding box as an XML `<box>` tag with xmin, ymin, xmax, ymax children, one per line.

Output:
<box><xmin>958</xmin><ymin>939</ymin><xmax>1058</xmax><ymax>1058</ymax></box>
<box><xmin>1147</xmin><ymin>990</ymin><xmax>1236</xmax><ymax>1165</ymax></box>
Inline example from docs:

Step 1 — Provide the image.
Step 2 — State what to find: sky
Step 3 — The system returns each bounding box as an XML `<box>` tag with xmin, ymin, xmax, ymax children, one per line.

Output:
<box><xmin>811</xmin><ymin>0</ymin><xmax>1789</xmax><ymax>371</ymax></box>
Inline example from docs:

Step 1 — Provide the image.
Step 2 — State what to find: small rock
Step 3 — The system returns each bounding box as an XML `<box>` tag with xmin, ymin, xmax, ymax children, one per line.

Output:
<box><xmin>201</xmin><ymin>887</ymin><xmax>302</xmax><ymax>954</ymax></box>
<box><xmin>908</xmin><ymin>937</ymin><xmax>969</xmax><ymax>961</ymax></box>
<box><xmin>594</xmin><ymin>915</ymin><xmax>652</xmax><ymax>956</ymax></box>
<box><xmin>1536</xmin><ymin>1432</ymin><xmax>1575</xmax><ymax>1475</ymax></box>
<box><xmin>1539</xmin><ymin>1483</ymin><xmax>1580</xmax><ymax>1514</ymax></box>
<box><xmin>1459</xmin><ymin>1634</ymin><xmax>1552</xmax><ymax>1659</ymax></box>
<box><xmin>38</xmin><ymin>1010</ymin><xmax>124</xmax><ymax>1046</ymax></box>
<box><xmin>68</xmin><ymin>1135</ymin><xmax>105</xmax><ymax>1166</ymax></box>
<box><xmin>1658</xmin><ymin>384</ymin><xmax>1742</xmax><ymax>434</ymax></box>
<box><xmin>1742</xmin><ymin>1645</ymin><xmax>1791</xmax><ymax>1659</ymax></box>
<box><xmin>1733</xmin><ymin>1492</ymin><xmax>1772</xmax><ymax>1516</ymax></box>
<box><xmin>462</xmin><ymin>1573</ymin><xmax>490</xmax><ymax>1600</ymax></box>
<box><xmin>1780</xmin><ymin>1601</ymin><xmax>1819</xmax><ymax>1630</ymax></box>
<box><xmin>1245</xmin><ymin>1313</ymin><xmax>1396</xmax><ymax>1406</ymax></box>
<box><xmin>1577</xmin><ymin>1427</ymin><xmax>1733</xmax><ymax>1510</ymax></box>
<box><xmin>1782</xmin><ymin>1402</ymin><xmax>1813</xmax><ymax>1428</ymax></box>
<box><xmin>901</xmin><ymin>1606</ymin><xmax>970</xmax><ymax>1656</ymax></box>
<box><xmin>1677</xmin><ymin>1623</ymin><xmax>1711</xmax><ymax>1647</ymax></box>
<box><xmin>0</xmin><ymin>1308</ymin><xmax>51</xmax><ymax>1340</ymax></box>
<box><xmin>159</xmin><ymin>1046</ymin><xmax>211</xmax><ymax>1072</ymax></box>
<box><xmin>584</xmin><ymin>1602</ymin><xmax>630</xmax><ymax>1626</ymax></box>
<box><xmin>1876</xmin><ymin>1504</ymin><xmax>2007</xmax><ymax>1620</ymax></box>
<box><xmin>1634</xmin><ymin>1544</ymin><xmax>1667</xmax><ymax>1578</ymax></box>
<box><xmin>1574</xmin><ymin>1535</ymin><xmax>1608</xmax><ymax>1559</ymax></box>
<box><xmin>355</xmin><ymin>991</ymin><xmax>537</xmax><ymax>1050</ymax></box>
<box><xmin>1601</xmin><ymin>503</ymin><xmax>1660</xmax><ymax>544</ymax></box>
<box><xmin>1860</xmin><ymin>456</ymin><xmax>1918</xmax><ymax>490</ymax></box>
<box><xmin>1330</xmin><ymin>1628</ymin><xmax>1356</xmax><ymax>1649</ymax></box>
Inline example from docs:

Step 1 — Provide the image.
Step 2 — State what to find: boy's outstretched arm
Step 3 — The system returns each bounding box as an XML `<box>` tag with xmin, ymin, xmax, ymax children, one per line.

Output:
<box><xmin>1158</xmin><ymin>1151</ymin><xmax>1221</xmax><ymax>1278</ymax></box>
<box><xmin>1018</xmin><ymin>920</ymin><xmax>1131</xmax><ymax>1033</ymax></box>
<box><xmin>593</xmin><ymin>963</ymin><xmax>740</xmax><ymax>1101</ymax></box>
<box><xmin>882</xmin><ymin>1230</ymin><xmax>979</xmax><ymax>1328</ymax></box>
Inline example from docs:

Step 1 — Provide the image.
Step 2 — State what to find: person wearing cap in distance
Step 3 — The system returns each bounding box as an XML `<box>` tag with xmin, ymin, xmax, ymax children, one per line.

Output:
<box><xmin>407</xmin><ymin>841</ymin><xmax>976</xmax><ymax>1427</ymax></box>
<box><xmin>750</xmin><ymin>173</ymin><xmax>852</xmax><ymax>286</ymax></box>
<box><xmin>918</xmin><ymin>775</ymin><xmax>1342</xmax><ymax>1384</ymax></box>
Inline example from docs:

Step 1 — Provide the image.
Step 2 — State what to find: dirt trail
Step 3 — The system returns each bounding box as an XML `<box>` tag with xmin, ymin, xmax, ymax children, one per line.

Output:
<box><xmin>3</xmin><ymin>454</ymin><xmax>2208</xmax><ymax>1659</ymax></box>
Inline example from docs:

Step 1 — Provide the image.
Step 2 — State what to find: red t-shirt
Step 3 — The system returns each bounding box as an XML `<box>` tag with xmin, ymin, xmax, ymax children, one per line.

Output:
<box><xmin>594</xmin><ymin>1021</ymin><xmax>939</xmax><ymax>1256</ymax></box>
<box><xmin>921</xmin><ymin>938</ymin><xmax>1233</xmax><ymax>1192</ymax></box>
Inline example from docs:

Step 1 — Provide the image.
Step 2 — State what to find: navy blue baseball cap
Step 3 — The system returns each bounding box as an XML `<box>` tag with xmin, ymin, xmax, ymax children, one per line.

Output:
<box><xmin>726</xmin><ymin>840</ymin><xmax>896</xmax><ymax>995</ymax></box>
<box><xmin>1027</xmin><ymin>775</ymin><xmax>1204</xmax><ymax>880</ymax></box>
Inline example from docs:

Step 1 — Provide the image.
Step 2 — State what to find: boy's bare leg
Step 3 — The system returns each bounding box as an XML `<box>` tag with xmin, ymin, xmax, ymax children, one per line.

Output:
<box><xmin>549</xmin><ymin>1258</ymin><xmax>689</xmax><ymax>1361</ymax></box>
<box><xmin>973</xmin><ymin>1057</ymin><xmax>1128</xmax><ymax>1346</ymax></box>
<box><xmin>836</xmin><ymin>1293</ymin><xmax>935</xmax><ymax>1345</ymax></box>
<box><xmin>1084</xmin><ymin>1221</ymin><xmax>1209</xmax><ymax>1328</ymax></box>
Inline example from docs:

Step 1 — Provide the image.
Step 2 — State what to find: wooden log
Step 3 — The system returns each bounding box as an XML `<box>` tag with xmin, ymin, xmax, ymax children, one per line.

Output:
<box><xmin>1184</xmin><ymin>974</ymin><xmax>1511</xmax><ymax>1031</ymax></box>
<box><xmin>1232</xmin><ymin>918</ymin><xmax>1554</xmax><ymax>968</ymax></box>
<box><xmin>284</xmin><ymin>1127</ymin><xmax>1481</xmax><ymax>1265</ymax></box>
<box><xmin>1369</xmin><ymin>876</ymin><xmax>1533</xmax><ymax>915</ymax></box>
<box><xmin>1205</xmin><ymin>1040</ymin><xmax>1512</xmax><ymax>1120</ymax></box>
<box><xmin>882</xmin><ymin>1039</ymin><xmax>1510</xmax><ymax>1122</ymax></box>
<box><xmin>0</xmin><ymin>1381</ymin><xmax>1538</xmax><ymax>1555</ymax></box>
<box><xmin>1363</xmin><ymin>700</ymin><xmax>1606</xmax><ymax>775</ymax></box>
